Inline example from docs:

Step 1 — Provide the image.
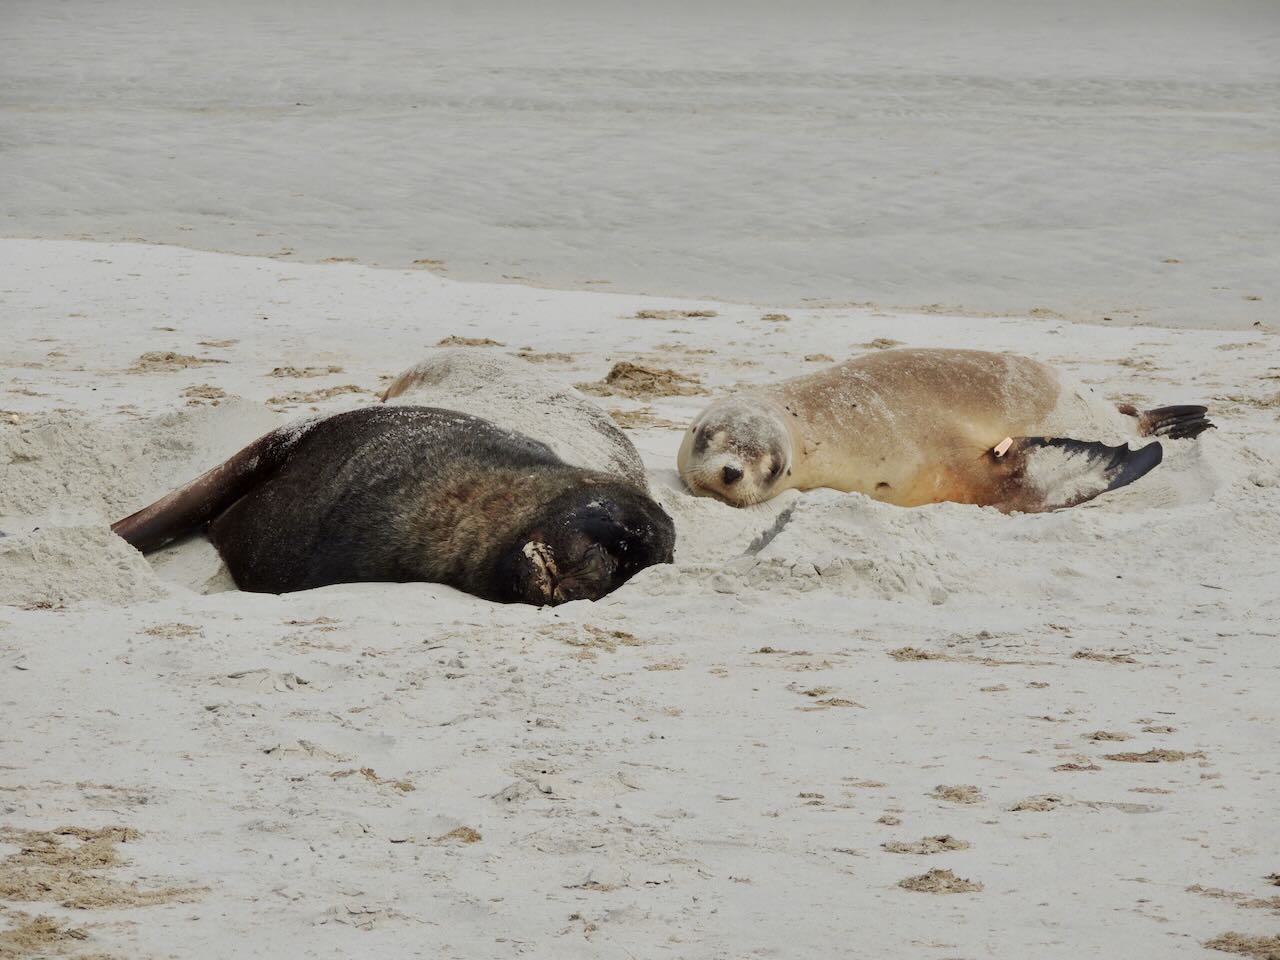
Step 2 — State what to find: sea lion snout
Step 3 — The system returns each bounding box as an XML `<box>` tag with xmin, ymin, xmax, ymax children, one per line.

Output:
<box><xmin>551</xmin><ymin>542</ymin><xmax>619</xmax><ymax>603</ymax></box>
<box><xmin>511</xmin><ymin>537</ymin><xmax>620</xmax><ymax>605</ymax></box>
<box><xmin>502</xmin><ymin>485</ymin><xmax>675</xmax><ymax>605</ymax></box>
<box><xmin>678</xmin><ymin>397</ymin><xmax>793</xmax><ymax>507</ymax></box>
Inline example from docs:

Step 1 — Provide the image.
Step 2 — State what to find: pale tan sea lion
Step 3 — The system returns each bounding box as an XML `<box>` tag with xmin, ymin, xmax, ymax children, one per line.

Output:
<box><xmin>677</xmin><ymin>348</ymin><xmax>1212</xmax><ymax>512</ymax></box>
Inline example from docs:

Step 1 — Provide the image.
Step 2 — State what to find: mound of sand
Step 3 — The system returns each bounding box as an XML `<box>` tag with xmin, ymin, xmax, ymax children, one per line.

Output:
<box><xmin>0</xmin><ymin>526</ymin><xmax>164</xmax><ymax>607</ymax></box>
<box><xmin>577</xmin><ymin>361</ymin><xmax>708</xmax><ymax>400</ymax></box>
<box><xmin>0</xmin><ymin>401</ymin><xmax>280</xmax><ymax>526</ymax></box>
<box><xmin>383</xmin><ymin>350</ymin><xmax>649</xmax><ymax>489</ymax></box>
<box><xmin>0</xmin><ymin>401</ymin><xmax>283</xmax><ymax>606</ymax></box>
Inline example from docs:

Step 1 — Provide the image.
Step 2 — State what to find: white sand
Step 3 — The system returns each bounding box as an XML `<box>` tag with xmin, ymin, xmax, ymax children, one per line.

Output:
<box><xmin>2</xmin><ymin>239</ymin><xmax>1278</xmax><ymax>958</ymax></box>
<box><xmin>2</xmin><ymin>0</ymin><xmax>1278</xmax><ymax>328</ymax></box>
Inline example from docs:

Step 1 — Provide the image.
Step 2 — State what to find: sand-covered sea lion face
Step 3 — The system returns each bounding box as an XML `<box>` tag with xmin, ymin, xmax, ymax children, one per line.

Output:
<box><xmin>680</xmin><ymin>397</ymin><xmax>792</xmax><ymax>507</ymax></box>
<box><xmin>497</xmin><ymin>485</ymin><xmax>675</xmax><ymax>605</ymax></box>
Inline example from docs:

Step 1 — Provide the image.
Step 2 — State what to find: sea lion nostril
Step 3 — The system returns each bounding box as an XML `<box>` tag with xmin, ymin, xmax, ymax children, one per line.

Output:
<box><xmin>722</xmin><ymin>465</ymin><xmax>743</xmax><ymax>484</ymax></box>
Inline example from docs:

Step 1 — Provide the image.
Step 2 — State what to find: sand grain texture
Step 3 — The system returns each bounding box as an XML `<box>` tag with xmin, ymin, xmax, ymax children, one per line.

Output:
<box><xmin>0</xmin><ymin>240</ymin><xmax>1276</xmax><ymax>959</ymax></box>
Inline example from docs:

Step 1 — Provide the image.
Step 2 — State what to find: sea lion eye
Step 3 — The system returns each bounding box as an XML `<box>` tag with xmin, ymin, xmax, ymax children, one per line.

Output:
<box><xmin>767</xmin><ymin>459</ymin><xmax>782</xmax><ymax>480</ymax></box>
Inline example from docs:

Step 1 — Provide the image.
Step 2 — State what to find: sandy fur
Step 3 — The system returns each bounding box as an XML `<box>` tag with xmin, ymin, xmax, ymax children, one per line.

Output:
<box><xmin>682</xmin><ymin>349</ymin><xmax>1141</xmax><ymax>507</ymax></box>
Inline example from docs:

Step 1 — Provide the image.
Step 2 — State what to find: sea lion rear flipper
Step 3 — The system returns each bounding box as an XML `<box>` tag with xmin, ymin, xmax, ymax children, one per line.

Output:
<box><xmin>987</xmin><ymin>436</ymin><xmax>1163</xmax><ymax>513</ymax></box>
<box><xmin>111</xmin><ymin>419</ymin><xmax>320</xmax><ymax>553</ymax></box>
<box><xmin>1117</xmin><ymin>403</ymin><xmax>1214</xmax><ymax>439</ymax></box>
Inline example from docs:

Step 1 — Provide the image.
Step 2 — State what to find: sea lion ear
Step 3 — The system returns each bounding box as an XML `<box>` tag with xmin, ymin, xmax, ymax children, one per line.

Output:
<box><xmin>986</xmin><ymin>436</ymin><xmax>1163</xmax><ymax>512</ymax></box>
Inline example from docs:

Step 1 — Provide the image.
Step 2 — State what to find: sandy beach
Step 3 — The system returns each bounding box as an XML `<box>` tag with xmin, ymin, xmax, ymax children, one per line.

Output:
<box><xmin>2</xmin><ymin>2</ymin><xmax>1279</xmax><ymax>957</ymax></box>
<box><xmin>2</xmin><ymin>240</ymin><xmax>1278</xmax><ymax>958</ymax></box>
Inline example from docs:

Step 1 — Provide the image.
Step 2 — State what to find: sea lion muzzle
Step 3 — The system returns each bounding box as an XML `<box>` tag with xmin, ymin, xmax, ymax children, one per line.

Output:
<box><xmin>550</xmin><ymin>541</ymin><xmax>620</xmax><ymax>604</ymax></box>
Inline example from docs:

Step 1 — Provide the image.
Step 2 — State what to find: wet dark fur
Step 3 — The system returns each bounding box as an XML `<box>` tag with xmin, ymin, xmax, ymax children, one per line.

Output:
<box><xmin>114</xmin><ymin>406</ymin><xmax>675</xmax><ymax>602</ymax></box>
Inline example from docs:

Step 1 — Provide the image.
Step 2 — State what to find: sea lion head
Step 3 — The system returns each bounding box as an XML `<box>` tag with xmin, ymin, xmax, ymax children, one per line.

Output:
<box><xmin>497</xmin><ymin>482</ymin><xmax>675</xmax><ymax>605</ymax></box>
<box><xmin>678</xmin><ymin>396</ymin><xmax>792</xmax><ymax>507</ymax></box>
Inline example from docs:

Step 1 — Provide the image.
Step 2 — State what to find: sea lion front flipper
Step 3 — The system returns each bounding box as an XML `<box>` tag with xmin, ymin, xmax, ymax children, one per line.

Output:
<box><xmin>111</xmin><ymin>419</ymin><xmax>320</xmax><ymax>553</ymax></box>
<box><xmin>986</xmin><ymin>436</ymin><xmax>1164</xmax><ymax>513</ymax></box>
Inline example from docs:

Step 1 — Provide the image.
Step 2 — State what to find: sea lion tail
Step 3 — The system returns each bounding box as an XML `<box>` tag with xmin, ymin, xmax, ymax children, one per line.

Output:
<box><xmin>989</xmin><ymin>436</ymin><xmax>1164</xmax><ymax>512</ymax></box>
<box><xmin>111</xmin><ymin>419</ymin><xmax>319</xmax><ymax>553</ymax></box>
<box><xmin>1117</xmin><ymin>403</ymin><xmax>1214</xmax><ymax>440</ymax></box>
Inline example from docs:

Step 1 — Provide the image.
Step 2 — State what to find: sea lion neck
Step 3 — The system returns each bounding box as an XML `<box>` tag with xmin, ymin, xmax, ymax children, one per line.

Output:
<box><xmin>405</xmin><ymin>464</ymin><xmax>600</xmax><ymax>592</ymax></box>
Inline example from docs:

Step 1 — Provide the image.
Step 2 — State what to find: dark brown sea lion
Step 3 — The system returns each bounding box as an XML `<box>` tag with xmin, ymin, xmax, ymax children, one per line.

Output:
<box><xmin>112</xmin><ymin>406</ymin><xmax>675</xmax><ymax>603</ymax></box>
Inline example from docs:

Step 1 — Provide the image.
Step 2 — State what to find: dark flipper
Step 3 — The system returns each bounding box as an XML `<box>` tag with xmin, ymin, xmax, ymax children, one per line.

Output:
<box><xmin>1117</xmin><ymin>403</ymin><xmax>1214</xmax><ymax>440</ymax></box>
<box><xmin>987</xmin><ymin>436</ymin><xmax>1163</xmax><ymax>513</ymax></box>
<box><xmin>111</xmin><ymin>419</ymin><xmax>320</xmax><ymax>553</ymax></box>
